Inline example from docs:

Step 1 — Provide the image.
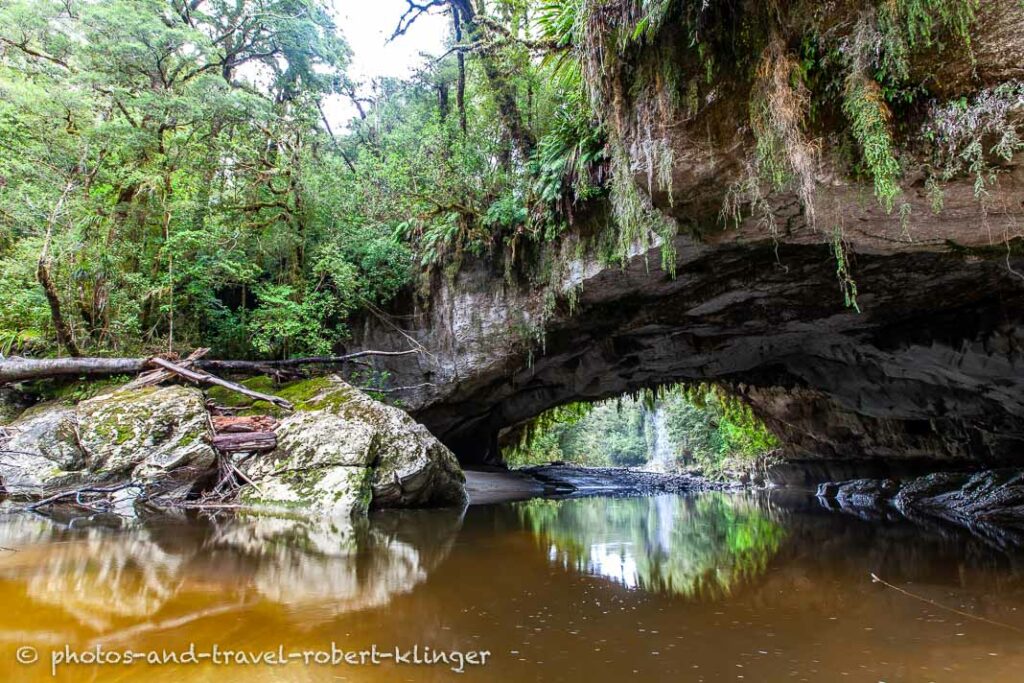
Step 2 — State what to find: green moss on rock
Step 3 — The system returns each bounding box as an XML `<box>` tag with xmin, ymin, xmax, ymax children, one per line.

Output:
<box><xmin>236</xmin><ymin>376</ymin><xmax>466</xmax><ymax>518</ymax></box>
<box><xmin>206</xmin><ymin>375</ymin><xmax>281</xmax><ymax>407</ymax></box>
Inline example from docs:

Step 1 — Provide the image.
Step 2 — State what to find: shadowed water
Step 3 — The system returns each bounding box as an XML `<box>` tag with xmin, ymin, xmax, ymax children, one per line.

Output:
<box><xmin>0</xmin><ymin>492</ymin><xmax>1023</xmax><ymax>681</ymax></box>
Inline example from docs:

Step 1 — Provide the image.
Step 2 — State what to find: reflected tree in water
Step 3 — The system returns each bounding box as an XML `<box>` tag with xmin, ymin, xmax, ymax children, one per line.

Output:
<box><xmin>516</xmin><ymin>494</ymin><xmax>784</xmax><ymax>599</ymax></box>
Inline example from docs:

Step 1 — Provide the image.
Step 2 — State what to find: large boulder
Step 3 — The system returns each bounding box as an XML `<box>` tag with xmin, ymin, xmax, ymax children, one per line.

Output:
<box><xmin>1</xmin><ymin>377</ymin><xmax>466</xmax><ymax>518</ymax></box>
<box><xmin>77</xmin><ymin>385</ymin><xmax>216</xmax><ymax>495</ymax></box>
<box><xmin>0</xmin><ymin>404</ymin><xmax>84</xmax><ymax>495</ymax></box>
<box><xmin>0</xmin><ymin>385</ymin><xmax>216</xmax><ymax>499</ymax></box>
<box><xmin>238</xmin><ymin>376</ymin><xmax>466</xmax><ymax>519</ymax></box>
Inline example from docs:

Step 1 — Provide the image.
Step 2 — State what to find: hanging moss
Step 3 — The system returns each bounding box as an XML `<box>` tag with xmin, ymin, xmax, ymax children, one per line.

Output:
<box><xmin>842</xmin><ymin>73</ymin><xmax>902</xmax><ymax>211</ymax></box>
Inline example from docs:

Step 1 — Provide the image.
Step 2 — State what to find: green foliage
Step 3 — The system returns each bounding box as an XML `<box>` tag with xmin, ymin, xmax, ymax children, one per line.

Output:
<box><xmin>886</xmin><ymin>0</ymin><xmax>978</xmax><ymax>51</ymax></box>
<box><xmin>0</xmin><ymin>240</ymin><xmax>49</xmax><ymax>354</ymax></box>
<box><xmin>516</xmin><ymin>494</ymin><xmax>785</xmax><ymax>599</ymax></box>
<box><xmin>0</xmin><ymin>0</ymin><xmax>1008</xmax><ymax>363</ymax></box>
<box><xmin>842</xmin><ymin>74</ymin><xmax>902</xmax><ymax>211</ymax></box>
<box><xmin>676</xmin><ymin>385</ymin><xmax>780</xmax><ymax>472</ymax></box>
<box><xmin>0</xmin><ymin>0</ymin><xmax>404</xmax><ymax>359</ymax></box>
<box><xmin>830</xmin><ymin>226</ymin><xmax>861</xmax><ymax>312</ymax></box>
<box><xmin>30</xmin><ymin>375</ymin><xmax>133</xmax><ymax>405</ymax></box>
<box><xmin>921</xmin><ymin>81</ymin><xmax>1024</xmax><ymax>200</ymax></box>
<box><xmin>504</xmin><ymin>384</ymin><xmax>779</xmax><ymax>472</ymax></box>
<box><xmin>531</xmin><ymin>102</ymin><xmax>607</xmax><ymax>209</ymax></box>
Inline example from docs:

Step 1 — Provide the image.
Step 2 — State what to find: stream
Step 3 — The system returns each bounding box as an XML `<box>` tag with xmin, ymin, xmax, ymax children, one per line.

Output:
<box><xmin>1</xmin><ymin>492</ymin><xmax>1023</xmax><ymax>681</ymax></box>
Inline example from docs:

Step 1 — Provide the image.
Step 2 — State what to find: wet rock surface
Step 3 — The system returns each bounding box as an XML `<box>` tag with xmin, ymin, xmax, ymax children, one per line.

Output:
<box><xmin>519</xmin><ymin>465</ymin><xmax>737</xmax><ymax>497</ymax></box>
<box><xmin>817</xmin><ymin>478</ymin><xmax>900</xmax><ymax>508</ymax></box>
<box><xmin>894</xmin><ymin>470</ymin><xmax>1024</xmax><ymax>525</ymax></box>
<box><xmin>462</xmin><ymin>465</ymin><xmax>736</xmax><ymax>504</ymax></box>
<box><xmin>817</xmin><ymin>469</ymin><xmax>1024</xmax><ymax>535</ymax></box>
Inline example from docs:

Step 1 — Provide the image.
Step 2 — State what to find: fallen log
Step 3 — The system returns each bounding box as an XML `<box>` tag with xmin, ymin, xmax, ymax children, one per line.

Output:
<box><xmin>194</xmin><ymin>349</ymin><xmax>420</xmax><ymax>373</ymax></box>
<box><xmin>126</xmin><ymin>348</ymin><xmax>209</xmax><ymax>389</ymax></box>
<box><xmin>148</xmin><ymin>357</ymin><xmax>294</xmax><ymax>411</ymax></box>
<box><xmin>211</xmin><ymin>432</ymin><xmax>277</xmax><ymax>453</ymax></box>
<box><xmin>0</xmin><ymin>349</ymin><xmax>420</xmax><ymax>385</ymax></box>
<box><xmin>0</xmin><ymin>357</ymin><xmax>148</xmax><ymax>384</ymax></box>
<box><xmin>211</xmin><ymin>415</ymin><xmax>279</xmax><ymax>433</ymax></box>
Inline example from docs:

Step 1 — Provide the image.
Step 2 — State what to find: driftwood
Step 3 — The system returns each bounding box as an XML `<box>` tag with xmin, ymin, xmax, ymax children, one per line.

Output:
<box><xmin>0</xmin><ymin>349</ymin><xmax>420</xmax><ymax>385</ymax></box>
<box><xmin>126</xmin><ymin>348</ymin><xmax>209</xmax><ymax>389</ymax></box>
<box><xmin>26</xmin><ymin>482</ymin><xmax>139</xmax><ymax>511</ymax></box>
<box><xmin>211</xmin><ymin>415</ymin><xmax>279</xmax><ymax>433</ymax></box>
<box><xmin>0</xmin><ymin>357</ymin><xmax>148</xmax><ymax>384</ymax></box>
<box><xmin>148</xmin><ymin>357</ymin><xmax>294</xmax><ymax>410</ymax></box>
<box><xmin>211</xmin><ymin>432</ymin><xmax>277</xmax><ymax>452</ymax></box>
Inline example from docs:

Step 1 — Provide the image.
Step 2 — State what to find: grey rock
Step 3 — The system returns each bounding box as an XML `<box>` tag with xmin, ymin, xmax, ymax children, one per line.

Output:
<box><xmin>239</xmin><ymin>377</ymin><xmax>466</xmax><ymax>519</ymax></box>
<box><xmin>896</xmin><ymin>469</ymin><xmax>1024</xmax><ymax>524</ymax></box>
<box><xmin>831</xmin><ymin>478</ymin><xmax>901</xmax><ymax>508</ymax></box>
<box><xmin>815</xmin><ymin>482</ymin><xmax>839</xmax><ymax>499</ymax></box>
<box><xmin>1</xmin><ymin>379</ymin><xmax>465</xmax><ymax>518</ymax></box>
<box><xmin>77</xmin><ymin>385</ymin><xmax>217</xmax><ymax>494</ymax></box>
<box><xmin>0</xmin><ymin>385</ymin><xmax>216</xmax><ymax>501</ymax></box>
<box><xmin>0</xmin><ymin>404</ymin><xmax>84</xmax><ymax>495</ymax></box>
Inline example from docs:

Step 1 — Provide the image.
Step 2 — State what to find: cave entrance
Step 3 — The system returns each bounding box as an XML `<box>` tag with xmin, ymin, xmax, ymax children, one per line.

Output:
<box><xmin>493</xmin><ymin>384</ymin><xmax>778</xmax><ymax>478</ymax></box>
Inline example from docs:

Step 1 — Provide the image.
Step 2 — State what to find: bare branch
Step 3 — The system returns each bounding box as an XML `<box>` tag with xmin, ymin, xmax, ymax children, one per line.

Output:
<box><xmin>390</xmin><ymin>0</ymin><xmax>449</xmax><ymax>42</ymax></box>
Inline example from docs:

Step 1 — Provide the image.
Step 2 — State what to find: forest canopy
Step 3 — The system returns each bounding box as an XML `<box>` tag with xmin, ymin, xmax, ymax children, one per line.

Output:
<box><xmin>1</xmin><ymin>0</ymin><xmax>1017</xmax><ymax>360</ymax></box>
<box><xmin>0</xmin><ymin>0</ymin><xmax>608</xmax><ymax>360</ymax></box>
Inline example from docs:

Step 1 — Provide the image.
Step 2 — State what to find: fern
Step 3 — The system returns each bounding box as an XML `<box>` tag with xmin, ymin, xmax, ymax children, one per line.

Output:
<box><xmin>842</xmin><ymin>74</ymin><xmax>902</xmax><ymax>211</ymax></box>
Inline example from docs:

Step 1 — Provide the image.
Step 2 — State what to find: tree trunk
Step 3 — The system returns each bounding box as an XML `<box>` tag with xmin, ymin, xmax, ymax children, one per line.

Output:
<box><xmin>37</xmin><ymin>180</ymin><xmax>81</xmax><ymax>357</ymax></box>
<box><xmin>450</xmin><ymin>0</ymin><xmax>533</xmax><ymax>158</ymax></box>
<box><xmin>0</xmin><ymin>357</ymin><xmax>147</xmax><ymax>384</ymax></box>
<box><xmin>147</xmin><ymin>357</ymin><xmax>294</xmax><ymax>410</ymax></box>
<box><xmin>453</xmin><ymin>5</ymin><xmax>468</xmax><ymax>135</ymax></box>
<box><xmin>211</xmin><ymin>432</ymin><xmax>277</xmax><ymax>453</ymax></box>
<box><xmin>0</xmin><ymin>350</ymin><xmax>419</xmax><ymax>385</ymax></box>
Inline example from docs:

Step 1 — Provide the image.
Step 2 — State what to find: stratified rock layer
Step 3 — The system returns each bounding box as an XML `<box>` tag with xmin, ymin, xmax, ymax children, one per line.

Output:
<box><xmin>818</xmin><ymin>470</ymin><xmax>1024</xmax><ymax>533</ymax></box>
<box><xmin>352</xmin><ymin>226</ymin><xmax>1024</xmax><ymax>468</ymax></box>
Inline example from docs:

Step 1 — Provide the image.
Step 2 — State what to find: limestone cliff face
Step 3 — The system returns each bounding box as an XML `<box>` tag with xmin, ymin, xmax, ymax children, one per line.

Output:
<box><xmin>356</xmin><ymin>221</ymin><xmax>1024</xmax><ymax>466</ymax></box>
<box><xmin>352</xmin><ymin>1</ymin><xmax>1024</xmax><ymax>468</ymax></box>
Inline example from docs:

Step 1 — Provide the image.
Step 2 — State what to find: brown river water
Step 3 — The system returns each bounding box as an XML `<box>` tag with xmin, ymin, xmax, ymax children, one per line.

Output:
<box><xmin>0</xmin><ymin>492</ymin><xmax>1023</xmax><ymax>682</ymax></box>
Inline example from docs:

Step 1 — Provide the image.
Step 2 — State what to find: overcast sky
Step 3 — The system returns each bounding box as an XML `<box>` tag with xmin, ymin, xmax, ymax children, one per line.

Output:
<box><xmin>325</xmin><ymin>0</ymin><xmax>449</xmax><ymax>127</ymax></box>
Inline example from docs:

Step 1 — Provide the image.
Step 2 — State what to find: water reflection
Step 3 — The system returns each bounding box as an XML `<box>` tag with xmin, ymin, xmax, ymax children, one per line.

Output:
<box><xmin>515</xmin><ymin>493</ymin><xmax>785</xmax><ymax>598</ymax></box>
<box><xmin>3</xmin><ymin>494</ymin><xmax>1024</xmax><ymax>682</ymax></box>
<box><xmin>0</xmin><ymin>506</ymin><xmax>464</xmax><ymax>638</ymax></box>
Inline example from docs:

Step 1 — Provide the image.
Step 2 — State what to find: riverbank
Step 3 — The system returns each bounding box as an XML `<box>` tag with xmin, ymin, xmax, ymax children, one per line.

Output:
<box><xmin>464</xmin><ymin>465</ymin><xmax>737</xmax><ymax>504</ymax></box>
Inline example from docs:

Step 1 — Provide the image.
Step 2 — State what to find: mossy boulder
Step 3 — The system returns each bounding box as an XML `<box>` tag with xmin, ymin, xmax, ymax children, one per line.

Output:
<box><xmin>78</xmin><ymin>385</ymin><xmax>216</xmax><ymax>491</ymax></box>
<box><xmin>0</xmin><ymin>385</ymin><xmax>216</xmax><ymax>499</ymax></box>
<box><xmin>238</xmin><ymin>376</ymin><xmax>466</xmax><ymax>519</ymax></box>
<box><xmin>0</xmin><ymin>386</ymin><xmax>31</xmax><ymax>425</ymax></box>
<box><xmin>1</xmin><ymin>376</ymin><xmax>463</xmax><ymax>517</ymax></box>
<box><xmin>0</xmin><ymin>403</ymin><xmax>84</xmax><ymax>495</ymax></box>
